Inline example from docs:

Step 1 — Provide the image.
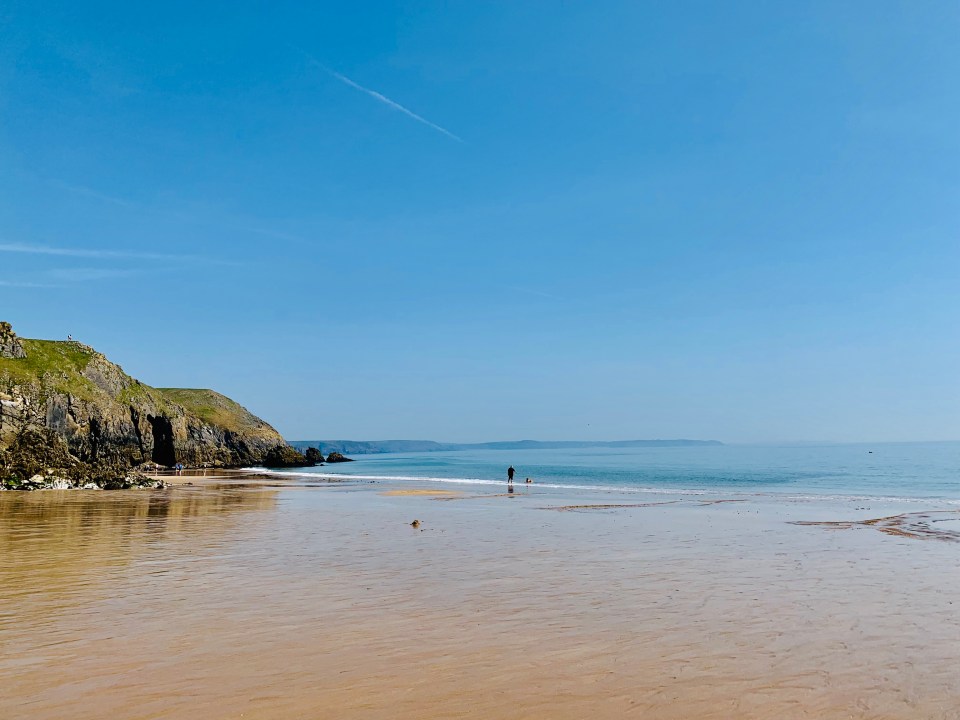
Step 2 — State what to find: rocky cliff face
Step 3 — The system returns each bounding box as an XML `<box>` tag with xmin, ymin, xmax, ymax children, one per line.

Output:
<box><xmin>0</xmin><ymin>322</ymin><xmax>26</xmax><ymax>359</ymax></box>
<box><xmin>0</xmin><ymin>323</ymin><xmax>300</xmax><ymax>471</ymax></box>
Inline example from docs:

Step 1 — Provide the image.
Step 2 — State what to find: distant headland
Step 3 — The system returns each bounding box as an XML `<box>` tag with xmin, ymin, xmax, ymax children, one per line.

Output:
<box><xmin>290</xmin><ymin>439</ymin><xmax>723</xmax><ymax>455</ymax></box>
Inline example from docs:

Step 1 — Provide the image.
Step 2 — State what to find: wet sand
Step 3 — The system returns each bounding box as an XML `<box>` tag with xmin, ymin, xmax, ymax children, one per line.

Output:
<box><xmin>1</xmin><ymin>473</ymin><xmax>959</xmax><ymax>719</ymax></box>
<box><xmin>381</xmin><ymin>489</ymin><xmax>463</xmax><ymax>496</ymax></box>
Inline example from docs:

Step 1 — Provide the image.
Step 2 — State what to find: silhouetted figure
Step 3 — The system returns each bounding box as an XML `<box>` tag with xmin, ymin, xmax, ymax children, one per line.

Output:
<box><xmin>507</xmin><ymin>466</ymin><xmax>515</xmax><ymax>485</ymax></box>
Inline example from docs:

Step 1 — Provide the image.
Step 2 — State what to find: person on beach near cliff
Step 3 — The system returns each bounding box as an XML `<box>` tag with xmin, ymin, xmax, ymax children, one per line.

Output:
<box><xmin>507</xmin><ymin>466</ymin><xmax>515</xmax><ymax>485</ymax></box>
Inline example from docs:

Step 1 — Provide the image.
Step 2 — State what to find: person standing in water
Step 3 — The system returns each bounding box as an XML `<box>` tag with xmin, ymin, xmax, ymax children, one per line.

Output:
<box><xmin>507</xmin><ymin>466</ymin><xmax>515</xmax><ymax>485</ymax></box>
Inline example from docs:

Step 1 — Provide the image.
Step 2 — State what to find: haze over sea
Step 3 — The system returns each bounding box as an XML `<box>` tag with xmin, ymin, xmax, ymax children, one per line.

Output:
<box><xmin>266</xmin><ymin>442</ymin><xmax>960</xmax><ymax>505</ymax></box>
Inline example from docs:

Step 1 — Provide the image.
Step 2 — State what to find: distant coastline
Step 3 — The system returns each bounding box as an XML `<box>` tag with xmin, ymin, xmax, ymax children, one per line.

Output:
<box><xmin>289</xmin><ymin>438</ymin><xmax>723</xmax><ymax>455</ymax></box>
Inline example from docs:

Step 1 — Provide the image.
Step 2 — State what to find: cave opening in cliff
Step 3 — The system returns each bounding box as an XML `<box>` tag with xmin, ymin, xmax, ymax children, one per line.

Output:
<box><xmin>147</xmin><ymin>415</ymin><xmax>176</xmax><ymax>466</ymax></box>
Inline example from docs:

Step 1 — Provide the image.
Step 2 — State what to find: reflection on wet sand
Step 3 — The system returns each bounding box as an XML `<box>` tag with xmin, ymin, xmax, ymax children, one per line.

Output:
<box><xmin>0</xmin><ymin>487</ymin><xmax>277</xmax><ymax>625</ymax></box>
<box><xmin>791</xmin><ymin>510</ymin><xmax>960</xmax><ymax>542</ymax></box>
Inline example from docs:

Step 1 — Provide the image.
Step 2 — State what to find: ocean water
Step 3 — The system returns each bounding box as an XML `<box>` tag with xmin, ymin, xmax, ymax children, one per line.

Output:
<box><xmin>262</xmin><ymin>441</ymin><xmax>960</xmax><ymax>504</ymax></box>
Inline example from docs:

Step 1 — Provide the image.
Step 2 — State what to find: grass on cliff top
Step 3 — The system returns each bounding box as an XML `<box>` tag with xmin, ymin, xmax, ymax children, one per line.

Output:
<box><xmin>157</xmin><ymin>388</ymin><xmax>280</xmax><ymax>438</ymax></box>
<box><xmin>0</xmin><ymin>339</ymin><xmax>99</xmax><ymax>398</ymax></box>
<box><xmin>117</xmin><ymin>382</ymin><xmax>178</xmax><ymax>415</ymax></box>
<box><xmin>0</xmin><ymin>338</ymin><xmax>280</xmax><ymax>439</ymax></box>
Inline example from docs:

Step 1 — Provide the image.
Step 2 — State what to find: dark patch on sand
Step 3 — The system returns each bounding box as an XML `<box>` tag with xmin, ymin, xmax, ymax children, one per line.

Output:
<box><xmin>432</xmin><ymin>492</ymin><xmax>518</xmax><ymax>501</ymax></box>
<box><xmin>790</xmin><ymin>510</ymin><xmax>960</xmax><ymax>542</ymax></box>
<box><xmin>541</xmin><ymin>501</ymin><xmax>681</xmax><ymax>512</ymax></box>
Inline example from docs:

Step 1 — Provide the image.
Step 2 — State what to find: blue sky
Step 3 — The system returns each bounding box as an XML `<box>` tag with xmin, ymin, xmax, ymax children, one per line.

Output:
<box><xmin>1</xmin><ymin>1</ymin><xmax>958</xmax><ymax>443</ymax></box>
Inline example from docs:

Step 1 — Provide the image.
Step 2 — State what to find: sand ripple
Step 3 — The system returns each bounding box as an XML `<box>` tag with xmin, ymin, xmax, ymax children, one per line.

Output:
<box><xmin>791</xmin><ymin>510</ymin><xmax>960</xmax><ymax>542</ymax></box>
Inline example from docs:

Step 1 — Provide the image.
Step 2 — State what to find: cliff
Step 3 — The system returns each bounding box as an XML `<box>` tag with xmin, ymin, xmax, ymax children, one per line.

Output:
<box><xmin>0</xmin><ymin>323</ymin><xmax>304</xmax><ymax>480</ymax></box>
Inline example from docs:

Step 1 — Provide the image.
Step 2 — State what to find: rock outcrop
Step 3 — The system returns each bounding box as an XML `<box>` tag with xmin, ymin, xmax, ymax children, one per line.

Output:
<box><xmin>262</xmin><ymin>445</ymin><xmax>312</xmax><ymax>468</ymax></box>
<box><xmin>324</xmin><ymin>451</ymin><xmax>353</xmax><ymax>463</ymax></box>
<box><xmin>0</xmin><ymin>322</ymin><xmax>25</xmax><ymax>359</ymax></box>
<box><xmin>0</xmin><ymin>323</ymin><xmax>303</xmax><ymax>481</ymax></box>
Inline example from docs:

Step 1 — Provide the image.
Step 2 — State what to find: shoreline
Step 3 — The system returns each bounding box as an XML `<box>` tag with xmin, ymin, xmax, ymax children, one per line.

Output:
<box><xmin>14</xmin><ymin>463</ymin><xmax>960</xmax><ymax>543</ymax></box>
<box><xmin>246</xmin><ymin>464</ymin><xmax>960</xmax><ymax>515</ymax></box>
<box><xmin>145</xmin><ymin>468</ymin><xmax>960</xmax><ymax>544</ymax></box>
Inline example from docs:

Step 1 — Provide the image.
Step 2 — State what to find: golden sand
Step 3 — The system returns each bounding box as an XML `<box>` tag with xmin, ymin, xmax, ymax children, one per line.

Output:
<box><xmin>1</xmin><ymin>479</ymin><xmax>958</xmax><ymax>719</ymax></box>
<box><xmin>381</xmin><ymin>489</ymin><xmax>462</xmax><ymax>496</ymax></box>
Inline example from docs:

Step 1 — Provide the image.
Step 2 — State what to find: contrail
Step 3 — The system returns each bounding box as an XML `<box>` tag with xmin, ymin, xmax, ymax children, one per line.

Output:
<box><xmin>0</xmin><ymin>242</ymin><xmax>207</xmax><ymax>262</ymax></box>
<box><xmin>317</xmin><ymin>63</ymin><xmax>462</xmax><ymax>142</ymax></box>
<box><xmin>0</xmin><ymin>242</ymin><xmax>185</xmax><ymax>260</ymax></box>
<box><xmin>512</xmin><ymin>286</ymin><xmax>563</xmax><ymax>301</ymax></box>
<box><xmin>0</xmin><ymin>280</ymin><xmax>58</xmax><ymax>288</ymax></box>
<box><xmin>46</xmin><ymin>268</ymin><xmax>137</xmax><ymax>281</ymax></box>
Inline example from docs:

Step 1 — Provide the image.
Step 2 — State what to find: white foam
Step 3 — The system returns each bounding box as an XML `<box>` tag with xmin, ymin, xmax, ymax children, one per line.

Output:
<box><xmin>243</xmin><ymin>467</ymin><xmax>960</xmax><ymax>506</ymax></box>
<box><xmin>246</xmin><ymin>468</ymin><xmax>720</xmax><ymax>496</ymax></box>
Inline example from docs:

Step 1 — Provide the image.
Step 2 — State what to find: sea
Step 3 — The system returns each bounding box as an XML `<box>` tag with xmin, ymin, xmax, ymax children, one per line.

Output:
<box><xmin>259</xmin><ymin>441</ymin><xmax>960</xmax><ymax>505</ymax></box>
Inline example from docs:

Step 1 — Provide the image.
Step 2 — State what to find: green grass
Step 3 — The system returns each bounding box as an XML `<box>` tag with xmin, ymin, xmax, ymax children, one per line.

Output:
<box><xmin>157</xmin><ymin>388</ymin><xmax>275</xmax><ymax>436</ymax></box>
<box><xmin>117</xmin><ymin>382</ymin><xmax>178</xmax><ymax>415</ymax></box>
<box><xmin>0</xmin><ymin>340</ymin><xmax>99</xmax><ymax>399</ymax></box>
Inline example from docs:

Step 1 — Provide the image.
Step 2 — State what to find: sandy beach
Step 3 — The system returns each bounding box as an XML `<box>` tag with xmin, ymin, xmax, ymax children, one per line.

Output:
<box><xmin>1</xmin><ymin>472</ymin><xmax>959</xmax><ymax>720</ymax></box>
